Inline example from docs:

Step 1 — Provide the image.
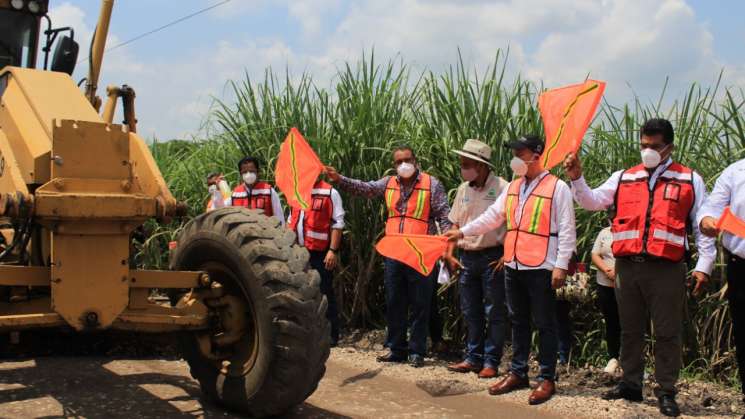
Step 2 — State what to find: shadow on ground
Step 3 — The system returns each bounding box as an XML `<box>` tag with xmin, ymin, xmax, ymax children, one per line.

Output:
<box><xmin>0</xmin><ymin>331</ymin><xmax>347</xmax><ymax>419</ymax></box>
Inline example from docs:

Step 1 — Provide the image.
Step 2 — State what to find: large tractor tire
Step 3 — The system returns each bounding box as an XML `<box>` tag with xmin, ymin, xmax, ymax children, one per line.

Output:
<box><xmin>171</xmin><ymin>207</ymin><xmax>330</xmax><ymax>417</ymax></box>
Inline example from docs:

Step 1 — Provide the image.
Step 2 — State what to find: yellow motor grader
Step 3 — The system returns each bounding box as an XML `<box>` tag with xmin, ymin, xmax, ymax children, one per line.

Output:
<box><xmin>0</xmin><ymin>0</ymin><xmax>329</xmax><ymax>416</ymax></box>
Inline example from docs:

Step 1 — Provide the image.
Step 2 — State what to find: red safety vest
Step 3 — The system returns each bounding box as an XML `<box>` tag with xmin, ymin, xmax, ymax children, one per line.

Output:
<box><xmin>503</xmin><ymin>174</ymin><xmax>559</xmax><ymax>267</ymax></box>
<box><xmin>612</xmin><ymin>162</ymin><xmax>695</xmax><ymax>262</ymax></box>
<box><xmin>384</xmin><ymin>173</ymin><xmax>432</xmax><ymax>235</ymax></box>
<box><xmin>231</xmin><ymin>182</ymin><xmax>274</xmax><ymax>216</ymax></box>
<box><xmin>288</xmin><ymin>180</ymin><xmax>335</xmax><ymax>251</ymax></box>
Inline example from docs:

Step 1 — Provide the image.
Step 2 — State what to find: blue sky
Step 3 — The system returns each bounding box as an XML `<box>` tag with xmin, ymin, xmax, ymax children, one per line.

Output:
<box><xmin>49</xmin><ymin>0</ymin><xmax>745</xmax><ymax>140</ymax></box>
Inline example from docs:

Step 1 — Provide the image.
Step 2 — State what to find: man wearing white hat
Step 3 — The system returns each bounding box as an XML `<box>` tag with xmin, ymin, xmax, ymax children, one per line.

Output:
<box><xmin>446</xmin><ymin>139</ymin><xmax>509</xmax><ymax>379</ymax></box>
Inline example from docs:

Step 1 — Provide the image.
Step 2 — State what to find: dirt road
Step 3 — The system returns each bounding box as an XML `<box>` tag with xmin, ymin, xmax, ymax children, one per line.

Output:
<box><xmin>0</xmin><ymin>344</ymin><xmax>740</xmax><ymax>418</ymax></box>
<box><xmin>0</xmin><ymin>352</ymin><xmax>556</xmax><ymax>418</ymax></box>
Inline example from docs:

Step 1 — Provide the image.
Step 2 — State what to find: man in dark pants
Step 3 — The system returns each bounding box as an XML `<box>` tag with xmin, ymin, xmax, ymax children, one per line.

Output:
<box><xmin>565</xmin><ymin>118</ymin><xmax>716</xmax><ymax>417</ymax></box>
<box><xmin>699</xmin><ymin>157</ymin><xmax>745</xmax><ymax>405</ymax></box>
<box><xmin>326</xmin><ymin>146</ymin><xmax>451</xmax><ymax>367</ymax></box>
<box><xmin>446</xmin><ymin>135</ymin><xmax>576</xmax><ymax>406</ymax></box>
<box><xmin>445</xmin><ymin>139</ymin><xmax>508</xmax><ymax>379</ymax></box>
<box><xmin>288</xmin><ymin>178</ymin><xmax>345</xmax><ymax>346</ymax></box>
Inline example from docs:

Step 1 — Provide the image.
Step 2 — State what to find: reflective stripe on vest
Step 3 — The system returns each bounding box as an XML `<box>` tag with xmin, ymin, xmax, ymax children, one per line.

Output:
<box><xmin>611</xmin><ymin>162</ymin><xmax>695</xmax><ymax>262</ymax></box>
<box><xmin>384</xmin><ymin>173</ymin><xmax>432</xmax><ymax>235</ymax></box>
<box><xmin>288</xmin><ymin>180</ymin><xmax>334</xmax><ymax>251</ymax></box>
<box><xmin>503</xmin><ymin>174</ymin><xmax>559</xmax><ymax>267</ymax></box>
<box><xmin>306</xmin><ymin>230</ymin><xmax>329</xmax><ymax>240</ymax></box>
<box><xmin>231</xmin><ymin>182</ymin><xmax>274</xmax><ymax>216</ymax></box>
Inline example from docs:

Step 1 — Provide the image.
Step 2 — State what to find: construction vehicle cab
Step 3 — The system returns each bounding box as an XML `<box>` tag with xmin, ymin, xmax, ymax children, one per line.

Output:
<box><xmin>0</xmin><ymin>1</ymin><xmax>328</xmax><ymax>416</ymax></box>
<box><xmin>0</xmin><ymin>0</ymin><xmax>78</xmax><ymax>74</ymax></box>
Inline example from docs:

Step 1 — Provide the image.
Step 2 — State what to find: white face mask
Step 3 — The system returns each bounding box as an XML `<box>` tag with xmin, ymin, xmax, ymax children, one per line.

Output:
<box><xmin>460</xmin><ymin>167</ymin><xmax>478</xmax><ymax>182</ymax></box>
<box><xmin>510</xmin><ymin>156</ymin><xmax>532</xmax><ymax>177</ymax></box>
<box><xmin>242</xmin><ymin>171</ymin><xmax>257</xmax><ymax>185</ymax></box>
<box><xmin>397</xmin><ymin>162</ymin><xmax>416</xmax><ymax>179</ymax></box>
<box><xmin>641</xmin><ymin>148</ymin><xmax>661</xmax><ymax>169</ymax></box>
<box><xmin>641</xmin><ymin>144</ymin><xmax>670</xmax><ymax>169</ymax></box>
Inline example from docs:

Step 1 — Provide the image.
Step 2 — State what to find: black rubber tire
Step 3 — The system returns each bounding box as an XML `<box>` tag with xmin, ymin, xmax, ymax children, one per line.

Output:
<box><xmin>171</xmin><ymin>207</ymin><xmax>329</xmax><ymax>417</ymax></box>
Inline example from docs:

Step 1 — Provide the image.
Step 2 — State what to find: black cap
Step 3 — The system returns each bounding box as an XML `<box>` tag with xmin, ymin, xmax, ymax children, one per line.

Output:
<box><xmin>505</xmin><ymin>135</ymin><xmax>544</xmax><ymax>154</ymax></box>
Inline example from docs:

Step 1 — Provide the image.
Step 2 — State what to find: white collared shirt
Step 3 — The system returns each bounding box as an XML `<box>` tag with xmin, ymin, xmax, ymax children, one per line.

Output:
<box><xmin>460</xmin><ymin>171</ymin><xmax>576</xmax><ymax>271</ymax></box>
<box><xmin>570</xmin><ymin>158</ymin><xmax>716</xmax><ymax>274</ymax></box>
<box><xmin>697</xmin><ymin>158</ymin><xmax>745</xmax><ymax>259</ymax></box>
<box><xmin>287</xmin><ymin>188</ymin><xmax>345</xmax><ymax>247</ymax></box>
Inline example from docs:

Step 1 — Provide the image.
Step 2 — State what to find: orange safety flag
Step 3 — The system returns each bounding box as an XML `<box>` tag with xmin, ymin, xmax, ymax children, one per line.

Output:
<box><xmin>375</xmin><ymin>234</ymin><xmax>448</xmax><ymax>276</ymax></box>
<box><xmin>275</xmin><ymin>127</ymin><xmax>324</xmax><ymax>210</ymax></box>
<box><xmin>538</xmin><ymin>79</ymin><xmax>606</xmax><ymax>170</ymax></box>
<box><xmin>716</xmin><ymin>206</ymin><xmax>745</xmax><ymax>238</ymax></box>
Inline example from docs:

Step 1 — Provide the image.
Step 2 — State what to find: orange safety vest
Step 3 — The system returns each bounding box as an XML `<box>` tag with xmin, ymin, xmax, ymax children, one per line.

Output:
<box><xmin>231</xmin><ymin>182</ymin><xmax>274</xmax><ymax>216</ymax></box>
<box><xmin>288</xmin><ymin>180</ymin><xmax>335</xmax><ymax>251</ymax></box>
<box><xmin>611</xmin><ymin>163</ymin><xmax>695</xmax><ymax>262</ymax></box>
<box><xmin>384</xmin><ymin>173</ymin><xmax>432</xmax><ymax>235</ymax></box>
<box><xmin>503</xmin><ymin>174</ymin><xmax>559</xmax><ymax>267</ymax></box>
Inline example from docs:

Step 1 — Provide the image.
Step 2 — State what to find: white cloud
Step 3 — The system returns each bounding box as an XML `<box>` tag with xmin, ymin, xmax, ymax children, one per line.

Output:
<box><xmin>526</xmin><ymin>0</ymin><xmax>720</xmax><ymax>101</ymax></box>
<box><xmin>44</xmin><ymin>0</ymin><xmax>745</xmax><ymax>140</ymax></box>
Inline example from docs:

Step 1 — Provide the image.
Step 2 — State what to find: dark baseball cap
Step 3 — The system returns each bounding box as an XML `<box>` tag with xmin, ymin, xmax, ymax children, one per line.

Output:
<box><xmin>505</xmin><ymin>135</ymin><xmax>545</xmax><ymax>154</ymax></box>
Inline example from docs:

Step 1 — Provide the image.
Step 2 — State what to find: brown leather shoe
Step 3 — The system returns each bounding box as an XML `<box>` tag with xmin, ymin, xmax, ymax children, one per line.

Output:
<box><xmin>488</xmin><ymin>372</ymin><xmax>529</xmax><ymax>395</ymax></box>
<box><xmin>528</xmin><ymin>379</ymin><xmax>556</xmax><ymax>405</ymax></box>
<box><xmin>447</xmin><ymin>360</ymin><xmax>481</xmax><ymax>373</ymax></box>
<box><xmin>478</xmin><ymin>366</ymin><xmax>498</xmax><ymax>379</ymax></box>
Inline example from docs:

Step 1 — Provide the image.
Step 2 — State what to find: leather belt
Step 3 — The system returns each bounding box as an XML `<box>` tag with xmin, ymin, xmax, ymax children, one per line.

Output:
<box><xmin>462</xmin><ymin>245</ymin><xmax>503</xmax><ymax>254</ymax></box>
<box><xmin>624</xmin><ymin>255</ymin><xmax>662</xmax><ymax>263</ymax></box>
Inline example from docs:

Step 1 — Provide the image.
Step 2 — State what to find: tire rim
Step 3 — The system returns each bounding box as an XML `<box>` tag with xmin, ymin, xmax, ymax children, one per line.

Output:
<box><xmin>198</xmin><ymin>260</ymin><xmax>260</xmax><ymax>378</ymax></box>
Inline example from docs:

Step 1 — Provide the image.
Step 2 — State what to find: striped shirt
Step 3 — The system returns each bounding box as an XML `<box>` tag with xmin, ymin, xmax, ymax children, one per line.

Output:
<box><xmin>337</xmin><ymin>171</ymin><xmax>451</xmax><ymax>234</ymax></box>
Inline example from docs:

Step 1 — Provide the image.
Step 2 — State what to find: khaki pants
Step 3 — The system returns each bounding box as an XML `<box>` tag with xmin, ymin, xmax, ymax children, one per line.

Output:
<box><xmin>615</xmin><ymin>257</ymin><xmax>686</xmax><ymax>396</ymax></box>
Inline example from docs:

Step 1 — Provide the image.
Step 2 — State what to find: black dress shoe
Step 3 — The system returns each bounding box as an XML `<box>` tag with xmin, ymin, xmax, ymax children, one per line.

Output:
<box><xmin>658</xmin><ymin>395</ymin><xmax>680</xmax><ymax>417</ymax></box>
<box><xmin>602</xmin><ymin>384</ymin><xmax>643</xmax><ymax>402</ymax></box>
<box><xmin>376</xmin><ymin>352</ymin><xmax>407</xmax><ymax>363</ymax></box>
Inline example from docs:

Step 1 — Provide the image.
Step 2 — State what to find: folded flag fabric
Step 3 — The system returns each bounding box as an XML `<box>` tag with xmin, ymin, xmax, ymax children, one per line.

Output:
<box><xmin>539</xmin><ymin>79</ymin><xmax>606</xmax><ymax>170</ymax></box>
<box><xmin>375</xmin><ymin>234</ymin><xmax>449</xmax><ymax>276</ymax></box>
<box><xmin>275</xmin><ymin>128</ymin><xmax>324</xmax><ymax>210</ymax></box>
<box><xmin>716</xmin><ymin>206</ymin><xmax>745</xmax><ymax>238</ymax></box>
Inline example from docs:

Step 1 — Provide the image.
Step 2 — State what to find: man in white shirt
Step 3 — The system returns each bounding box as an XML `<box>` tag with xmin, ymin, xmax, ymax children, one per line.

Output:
<box><xmin>206</xmin><ymin>157</ymin><xmax>285</xmax><ymax>227</ymax></box>
<box><xmin>698</xmin><ymin>158</ymin><xmax>745</xmax><ymax>404</ymax></box>
<box><xmin>287</xmin><ymin>178</ymin><xmax>345</xmax><ymax>346</ymax></box>
<box><xmin>564</xmin><ymin>118</ymin><xmax>716</xmax><ymax>417</ymax></box>
<box><xmin>446</xmin><ymin>135</ymin><xmax>576</xmax><ymax>406</ymax></box>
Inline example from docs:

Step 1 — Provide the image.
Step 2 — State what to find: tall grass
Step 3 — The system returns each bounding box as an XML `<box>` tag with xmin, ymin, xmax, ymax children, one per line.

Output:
<box><xmin>148</xmin><ymin>52</ymin><xmax>745</xmax><ymax>385</ymax></box>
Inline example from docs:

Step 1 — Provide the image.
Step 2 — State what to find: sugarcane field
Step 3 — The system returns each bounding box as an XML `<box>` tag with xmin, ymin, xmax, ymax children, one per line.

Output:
<box><xmin>1</xmin><ymin>0</ymin><xmax>745</xmax><ymax>418</ymax></box>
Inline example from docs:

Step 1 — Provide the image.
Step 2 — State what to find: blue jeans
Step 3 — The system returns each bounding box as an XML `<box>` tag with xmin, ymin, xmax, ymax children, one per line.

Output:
<box><xmin>505</xmin><ymin>267</ymin><xmax>558</xmax><ymax>380</ymax></box>
<box><xmin>459</xmin><ymin>247</ymin><xmax>507</xmax><ymax>369</ymax></box>
<box><xmin>384</xmin><ymin>258</ymin><xmax>434</xmax><ymax>357</ymax></box>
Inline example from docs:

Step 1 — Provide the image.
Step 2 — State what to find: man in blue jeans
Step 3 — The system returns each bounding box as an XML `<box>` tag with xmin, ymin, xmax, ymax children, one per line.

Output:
<box><xmin>445</xmin><ymin>139</ymin><xmax>508</xmax><ymax>379</ymax></box>
<box><xmin>326</xmin><ymin>145</ymin><xmax>451</xmax><ymax>367</ymax></box>
<box><xmin>446</xmin><ymin>135</ymin><xmax>576</xmax><ymax>405</ymax></box>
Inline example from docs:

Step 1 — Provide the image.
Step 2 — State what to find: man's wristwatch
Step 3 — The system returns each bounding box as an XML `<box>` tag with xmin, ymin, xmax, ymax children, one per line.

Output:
<box><xmin>328</xmin><ymin>248</ymin><xmax>338</xmax><ymax>253</ymax></box>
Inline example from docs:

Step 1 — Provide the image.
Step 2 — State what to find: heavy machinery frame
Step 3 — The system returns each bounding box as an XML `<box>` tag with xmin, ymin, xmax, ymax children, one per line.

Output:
<box><xmin>0</xmin><ymin>1</ymin><xmax>329</xmax><ymax>416</ymax></box>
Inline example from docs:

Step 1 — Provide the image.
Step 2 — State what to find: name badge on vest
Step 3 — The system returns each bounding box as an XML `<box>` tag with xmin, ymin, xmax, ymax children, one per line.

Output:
<box><xmin>663</xmin><ymin>183</ymin><xmax>680</xmax><ymax>202</ymax></box>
